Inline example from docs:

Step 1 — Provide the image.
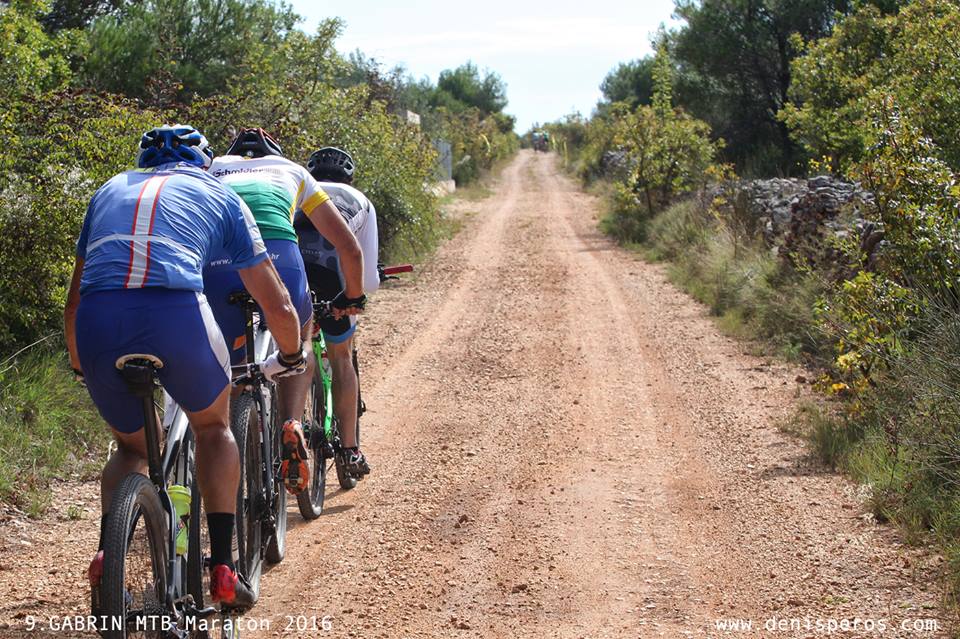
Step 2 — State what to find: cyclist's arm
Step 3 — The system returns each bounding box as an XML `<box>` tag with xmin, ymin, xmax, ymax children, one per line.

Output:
<box><xmin>64</xmin><ymin>258</ymin><xmax>83</xmax><ymax>371</ymax></box>
<box><xmin>237</xmin><ymin>259</ymin><xmax>303</xmax><ymax>356</ymax></box>
<box><xmin>304</xmin><ymin>198</ymin><xmax>364</xmax><ymax>299</ymax></box>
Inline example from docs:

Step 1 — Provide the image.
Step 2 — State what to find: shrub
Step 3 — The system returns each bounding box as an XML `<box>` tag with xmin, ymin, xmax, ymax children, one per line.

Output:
<box><xmin>783</xmin><ymin>0</ymin><xmax>960</xmax><ymax>171</ymax></box>
<box><xmin>0</xmin><ymin>91</ymin><xmax>160</xmax><ymax>353</ymax></box>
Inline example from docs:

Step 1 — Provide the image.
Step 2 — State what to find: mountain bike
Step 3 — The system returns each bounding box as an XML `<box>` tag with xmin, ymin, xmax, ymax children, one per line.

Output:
<box><xmin>97</xmin><ymin>355</ymin><xmax>239</xmax><ymax>639</ymax></box>
<box><xmin>295</xmin><ymin>264</ymin><xmax>412</xmax><ymax>519</ymax></box>
<box><xmin>228</xmin><ymin>291</ymin><xmax>288</xmax><ymax>597</ymax></box>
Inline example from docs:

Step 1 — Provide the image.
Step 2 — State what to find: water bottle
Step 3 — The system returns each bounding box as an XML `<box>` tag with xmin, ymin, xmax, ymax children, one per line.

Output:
<box><xmin>168</xmin><ymin>484</ymin><xmax>191</xmax><ymax>556</ymax></box>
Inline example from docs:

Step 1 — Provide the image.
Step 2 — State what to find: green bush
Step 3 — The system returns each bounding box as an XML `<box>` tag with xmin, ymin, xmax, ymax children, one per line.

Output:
<box><xmin>186</xmin><ymin>82</ymin><xmax>440</xmax><ymax>259</ymax></box>
<box><xmin>590</xmin><ymin>44</ymin><xmax>728</xmax><ymax>240</ymax></box>
<box><xmin>0</xmin><ymin>91</ymin><xmax>160</xmax><ymax>353</ymax></box>
<box><xmin>784</xmin><ymin>0</ymin><xmax>960</xmax><ymax>172</ymax></box>
<box><xmin>0</xmin><ymin>3</ymin><xmax>468</xmax><ymax>355</ymax></box>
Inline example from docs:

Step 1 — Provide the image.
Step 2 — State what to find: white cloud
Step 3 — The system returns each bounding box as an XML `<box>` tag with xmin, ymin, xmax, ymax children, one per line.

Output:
<box><xmin>338</xmin><ymin>16</ymin><xmax>664</xmax><ymax>69</ymax></box>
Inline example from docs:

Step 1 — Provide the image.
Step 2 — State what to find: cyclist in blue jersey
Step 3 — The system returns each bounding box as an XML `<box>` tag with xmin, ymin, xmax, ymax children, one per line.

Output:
<box><xmin>64</xmin><ymin>125</ymin><xmax>306</xmax><ymax>612</ymax></box>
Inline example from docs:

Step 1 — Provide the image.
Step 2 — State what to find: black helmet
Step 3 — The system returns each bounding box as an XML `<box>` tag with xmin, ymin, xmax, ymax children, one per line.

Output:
<box><xmin>306</xmin><ymin>147</ymin><xmax>355</xmax><ymax>183</ymax></box>
<box><xmin>226</xmin><ymin>127</ymin><xmax>283</xmax><ymax>158</ymax></box>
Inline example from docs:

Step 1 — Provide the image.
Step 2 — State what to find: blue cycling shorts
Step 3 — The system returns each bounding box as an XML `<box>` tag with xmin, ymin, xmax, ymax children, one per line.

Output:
<box><xmin>204</xmin><ymin>239</ymin><xmax>312</xmax><ymax>365</ymax></box>
<box><xmin>76</xmin><ymin>288</ymin><xmax>231</xmax><ymax>434</ymax></box>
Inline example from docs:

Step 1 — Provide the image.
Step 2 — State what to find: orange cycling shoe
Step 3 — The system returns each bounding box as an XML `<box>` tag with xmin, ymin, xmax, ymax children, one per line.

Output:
<box><xmin>279</xmin><ymin>419</ymin><xmax>309</xmax><ymax>494</ymax></box>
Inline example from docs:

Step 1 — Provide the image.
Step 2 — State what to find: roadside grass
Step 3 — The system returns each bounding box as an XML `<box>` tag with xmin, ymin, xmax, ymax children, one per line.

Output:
<box><xmin>782</xmin><ymin>304</ymin><xmax>960</xmax><ymax>606</ymax></box>
<box><xmin>619</xmin><ymin>198</ymin><xmax>828</xmax><ymax>363</ymax></box>
<box><xmin>0</xmin><ymin>345</ymin><xmax>106</xmax><ymax>516</ymax></box>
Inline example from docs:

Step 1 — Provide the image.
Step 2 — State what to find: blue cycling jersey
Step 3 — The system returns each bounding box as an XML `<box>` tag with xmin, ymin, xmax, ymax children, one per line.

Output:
<box><xmin>76</xmin><ymin>162</ymin><xmax>267</xmax><ymax>294</ymax></box>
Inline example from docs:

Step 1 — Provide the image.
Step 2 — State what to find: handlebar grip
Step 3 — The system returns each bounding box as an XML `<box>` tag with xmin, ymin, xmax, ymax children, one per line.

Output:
<box><xmin>381</xmin><ymin>264</ymin><xmax>414</xmax><ymax>276</ymax></box>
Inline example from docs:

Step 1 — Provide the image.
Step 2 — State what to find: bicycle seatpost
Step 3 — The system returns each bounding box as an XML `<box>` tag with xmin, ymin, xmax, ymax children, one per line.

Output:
<box><xmin>119</xmin><ymin>361</ymin><xmax>164</xmax><ymax>488</ymax></box>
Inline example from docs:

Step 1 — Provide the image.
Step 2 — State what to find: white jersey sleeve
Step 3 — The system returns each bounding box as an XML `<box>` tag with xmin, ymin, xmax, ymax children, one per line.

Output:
<box><xmin>358</xmin><ymin>200</ymin><xmax>380</xmax><ymax>293</ymax></box>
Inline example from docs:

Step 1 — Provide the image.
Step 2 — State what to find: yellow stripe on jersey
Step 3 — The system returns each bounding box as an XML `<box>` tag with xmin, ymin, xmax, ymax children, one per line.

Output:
<box><xmin>302</xmin><ymin>189</ymin><xmax>331</xmax><ymax>216</ymax></box>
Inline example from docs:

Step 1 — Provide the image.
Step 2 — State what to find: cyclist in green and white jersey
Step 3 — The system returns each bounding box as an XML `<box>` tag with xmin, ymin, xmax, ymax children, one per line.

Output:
<box><xmin>203</xmin><ymin>128</ymin><xmax>366</xmax><ymax>494</ymax></box>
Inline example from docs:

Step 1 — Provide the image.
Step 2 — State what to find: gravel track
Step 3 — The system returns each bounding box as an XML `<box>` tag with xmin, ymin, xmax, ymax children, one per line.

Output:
<box><xmin>0</xmin><ymin>151</ymin><xmax>950</xmax><ymax>638</ymax></box>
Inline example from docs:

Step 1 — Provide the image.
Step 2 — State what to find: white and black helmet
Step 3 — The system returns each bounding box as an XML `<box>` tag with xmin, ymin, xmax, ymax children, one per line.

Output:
<box><xmin>307</xmin><ymin>147</ymin><xmax>355</xmax><ymax>183</ymax></box>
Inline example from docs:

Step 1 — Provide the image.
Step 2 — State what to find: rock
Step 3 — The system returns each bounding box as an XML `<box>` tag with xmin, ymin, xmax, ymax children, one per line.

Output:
<box><xmin>780</xmin><ymin>176</ymin><xmax>875</xmax><ymax>276</ymax></box>
<box><xmin>716</xmin><ymin>175</ymin><xmax>876</xmax><ymax>278</ymax></box>
<box><xmin>511</xmin><ymin>583</ymin><xmax>528</xmax><ymax>593</ymax></box>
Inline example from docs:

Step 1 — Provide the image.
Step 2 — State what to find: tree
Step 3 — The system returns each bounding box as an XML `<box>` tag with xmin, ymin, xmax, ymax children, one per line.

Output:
<box><xmin>608</xmin><ymin>43</ymin><xmax>725</xmax><ymax>226</ymax></box>
<box><xmin>670</xmin><ymin>0</ymin><xmax>854</xmax><ymax>174</ymax></box>
<box><xmin>0</xmin><ymin>0</ymin><xmax>75</xmax><ymax>100</ymax></box>
<box><xmin>599</xmin><ymin>57</ymin><xmax>655</xmax><ymax>110</ymax></box>
<box><xmin>432</xmin><ymin>62</ymin><xmax>508</xmax><ymax>116</ymax></box>
<box><xmin>783</xmin><ymin>0</ymin><xmax>960</xmax><ymax>171</ymax></box>
<box><xmin>82</xmin><ymin>0</ymin><xmax>299</xmax><ymax>104</ymax></box>
<box><xmin>39</xmin><ymin>0</ymin><xmax>129</xmax><ymax>31</ymax></box>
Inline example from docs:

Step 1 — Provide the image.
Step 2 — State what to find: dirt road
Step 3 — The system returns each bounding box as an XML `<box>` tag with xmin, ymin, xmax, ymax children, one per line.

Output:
<box><xmin>0</xmin><ymin>151</ymin><xmax>950</xmax><ymax>637</ymax></box>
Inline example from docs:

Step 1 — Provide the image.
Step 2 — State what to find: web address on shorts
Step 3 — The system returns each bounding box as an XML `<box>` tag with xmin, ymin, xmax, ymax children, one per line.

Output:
<box><xmin>713</xmin><ymin>617</ymin><xmax>941</xmax><ymax>634</ymax></box>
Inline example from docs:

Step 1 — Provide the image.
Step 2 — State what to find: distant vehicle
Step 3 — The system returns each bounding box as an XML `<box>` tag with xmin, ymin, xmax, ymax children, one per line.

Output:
<box><xmin>532</xmin><ymin>130</ymin><xmax>549</xmax><ymax>153</ymax></box>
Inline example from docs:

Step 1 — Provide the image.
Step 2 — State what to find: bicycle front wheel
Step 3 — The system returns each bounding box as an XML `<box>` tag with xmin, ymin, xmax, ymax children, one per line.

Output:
<box><xmin>100</xmin><ymin>473</ymin><xmax>168</xmax><ymax>639</ymax></box>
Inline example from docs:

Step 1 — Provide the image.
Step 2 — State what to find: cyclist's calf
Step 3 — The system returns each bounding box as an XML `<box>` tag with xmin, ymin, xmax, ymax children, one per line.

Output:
<box><xmin>184</xmin><ymin>386</ymin><xmax>239</xmax><ymax>514</ymax></box>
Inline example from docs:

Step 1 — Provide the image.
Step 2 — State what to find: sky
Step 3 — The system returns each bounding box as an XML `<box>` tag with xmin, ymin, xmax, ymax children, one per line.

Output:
<box><xmin>288</xmin><ymin>0</ymin><xmax>679</xmax><ymax>133</ymax></box>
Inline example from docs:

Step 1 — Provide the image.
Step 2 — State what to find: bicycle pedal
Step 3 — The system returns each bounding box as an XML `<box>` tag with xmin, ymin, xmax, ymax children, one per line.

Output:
<box><xmin>188</xmin><ymin>604</ymin><xmax>218</xmax><ymax>620</ymax></box>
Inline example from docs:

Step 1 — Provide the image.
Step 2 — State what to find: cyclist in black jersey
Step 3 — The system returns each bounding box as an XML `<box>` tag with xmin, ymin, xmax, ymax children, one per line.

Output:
<box><xmin>294</xmin><ymin>147</ymin><xmax>379</xmax><ymax>476</ymax></box>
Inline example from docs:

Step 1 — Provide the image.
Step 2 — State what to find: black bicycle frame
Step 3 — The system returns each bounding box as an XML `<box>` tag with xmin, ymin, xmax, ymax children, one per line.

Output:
<box><xmin>123</xmin><ymin>361</ymin><xmax>190</xmax><ymax>613</ymax></box>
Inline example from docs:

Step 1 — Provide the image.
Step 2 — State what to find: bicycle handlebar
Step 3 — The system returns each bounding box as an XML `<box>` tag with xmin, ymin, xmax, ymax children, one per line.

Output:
<box><xmin>378</xmin><ymin>263</ymin><xmax>414</xmax><ymax>283</ymax></box>
<box><xmin>231</xmin><ymin>363</ymin><xmax>266</xmax><ymax>388</ymax></box>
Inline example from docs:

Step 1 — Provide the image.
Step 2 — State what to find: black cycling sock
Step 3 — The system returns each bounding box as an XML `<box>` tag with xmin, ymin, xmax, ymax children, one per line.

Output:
<box><xmin>207</xmin><ymin>513</ymin><xmax>235</xmax><ymax>571</ymax></box>
<box><xmin>98</xmin><ymin>513</ymin><xmax>109</xmax><ymax>551</ymax></box>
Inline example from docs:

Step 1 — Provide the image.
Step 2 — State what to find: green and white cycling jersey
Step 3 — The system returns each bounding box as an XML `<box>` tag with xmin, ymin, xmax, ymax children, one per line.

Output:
<box><xmin>208</xmin><ymin>155</ymin><xmax>330</xmax><ymax>242</ymax></box>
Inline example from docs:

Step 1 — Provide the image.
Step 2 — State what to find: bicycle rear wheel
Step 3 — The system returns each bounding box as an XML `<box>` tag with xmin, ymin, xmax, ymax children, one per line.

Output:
<box><xmin>297</xmin><ymin>363</ymin><xmax>328</xmax><ymax>519</ymax></box>
<box><xmin>100</xmin><ymin>473</ymin><xmax>168</xmax><ymax>639</ymax></box>
<box><xmin>187</xmin><ymin>474</ymin><xmax>240</xmax><ymax>639</ymax></box>
<box><xmin>265</xmin><ymin>388</ymin><xmax>288</xmax><ymax>563</ymax></box>
<box><xmin>230</xmin><ymin>393</ymin><xmax>263</xmax><ymax>596</ymax></box>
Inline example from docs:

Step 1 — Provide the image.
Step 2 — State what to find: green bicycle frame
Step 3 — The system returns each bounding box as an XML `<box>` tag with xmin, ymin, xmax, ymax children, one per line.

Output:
<box><xmin>313</xmin><ymin>331</ymin><xmax>335</xmax><ymax>439</ymax></box>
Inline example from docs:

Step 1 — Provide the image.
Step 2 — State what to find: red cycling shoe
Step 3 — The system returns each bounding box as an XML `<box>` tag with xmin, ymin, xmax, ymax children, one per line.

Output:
<box><xmin>209</xmin><ymin>564</ymin><xmax>257</xmax><ymax>611</ymax></box>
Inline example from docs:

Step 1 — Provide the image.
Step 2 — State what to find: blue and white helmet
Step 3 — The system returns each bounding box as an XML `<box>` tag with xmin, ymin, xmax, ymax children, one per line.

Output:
<box><xmin>136</xmin><ymin>124</ymin><xmax>214</xmax><ymax>169</ymax></box>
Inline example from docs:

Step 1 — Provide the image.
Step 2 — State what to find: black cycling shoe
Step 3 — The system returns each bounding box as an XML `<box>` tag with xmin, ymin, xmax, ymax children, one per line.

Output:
<box><xmin>344</xmin><ymin>447</ymin><xmax>370</xmax><ymax>478</ymax></box>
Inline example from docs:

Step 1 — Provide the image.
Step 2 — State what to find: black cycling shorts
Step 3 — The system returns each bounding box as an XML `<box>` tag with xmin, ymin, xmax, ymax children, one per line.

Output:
<box><xmin>304</xmin><ymin>262</ymin><xmax>355</xmax><ymax>343</ymax></box>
